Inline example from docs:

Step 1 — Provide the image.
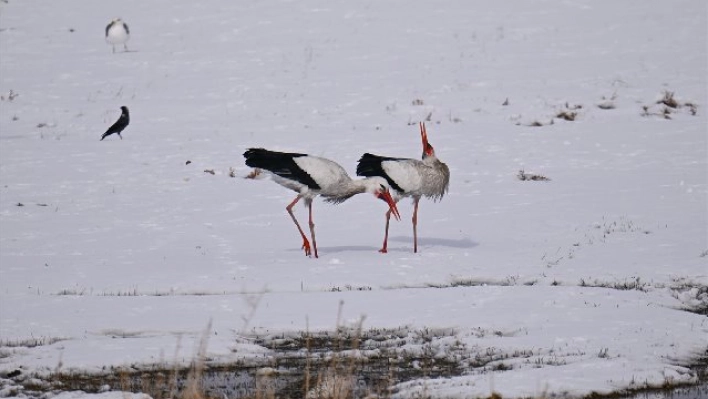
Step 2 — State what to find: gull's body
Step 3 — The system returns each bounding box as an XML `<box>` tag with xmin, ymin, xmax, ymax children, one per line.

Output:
<box><xmin>105</xmin><ymin>18</ymin><xmax>130</xmax><ymax>53</ymax></box>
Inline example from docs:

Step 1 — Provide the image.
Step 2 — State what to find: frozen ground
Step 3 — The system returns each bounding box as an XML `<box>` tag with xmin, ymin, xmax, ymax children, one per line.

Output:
<box><xmin>1</xmin><ymin>0</ymin><xmax>706</xmax><ymax>398</ymax></box>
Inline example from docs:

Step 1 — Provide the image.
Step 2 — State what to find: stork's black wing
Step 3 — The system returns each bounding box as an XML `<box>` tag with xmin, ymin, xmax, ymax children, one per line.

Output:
<box><xmin>356</xmin><ymin>153</ymin><xmax>406</xmax><ymax>193</ymax></box>
<box><xmin>243</xmin><ymin>148</ymin><xmax>320</xmax><ymax>190</ymax></box>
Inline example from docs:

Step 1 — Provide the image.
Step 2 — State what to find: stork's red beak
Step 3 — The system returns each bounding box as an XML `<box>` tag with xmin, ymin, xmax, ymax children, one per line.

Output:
<box><xmin>379</xmin><ymin>190</ymin><xmax>401</xmax><ymax>221</ymax></box>
<box><xmin>420</xmin><ymin>122</ymin><xmax>433</xmax><ymax>157</ymax></box>
<box><xmin>420</xmin><ymin>122</ymin><xmax>428</xmax><ymax>148</ymax></box>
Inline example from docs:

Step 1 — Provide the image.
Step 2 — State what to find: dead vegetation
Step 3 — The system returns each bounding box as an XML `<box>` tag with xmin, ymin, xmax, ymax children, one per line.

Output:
<box><xmin>10</xmin><ymin>300</ymin><xmax>469</xmax><ymax>399</ymax></box>
<box><xmin>1</xmin><ymin>336</ymin><xmax>67</xmax><ymax>348</ymax></box>
<box><xmin>517</xmin><ymin>119</ymin><xmax>554</xmax><ymax>127</ymax></box>
<box><xmin>514</xmin><ymin>102</ymin><xmax>583</xmax><ymax>127</ymax></box>
<box><xmin>684</xmin><ymin>102</ymin><xmax>698</xmax><ymax>116</ymax></box>
<box><xmin>1</xmin><ymin>89</ymin><xmax>19</xmax><ymax>101</ymax></box>
<box><xmin>642</xmin><ymin>90</ymin><xmax>698</xmax><ymax>119</ymax></box>
<box><xmin>245</xmin><ymin>168</ymin><xmax>262</xmax><ymax>179</ymax></box>
<box><xmin>7</xmin><ymin>319</ymin><xmax>706</xmax><ymax>398</ymax></box>
<box><xmin>658</xmin><ymin>90</ymin><xmax>679</xmax><ymax>108</ymax></box>
<box><xmin>517</xmin><ymin>169</ymin><xmax>551</xmax><ymax>182</ymax></box>
<box><xmin>555</xmin><ymin>110</ymin><xmax>577</xmax><ymax>121</ymax></box>
<box><xmin>555</xmin><ymin>102</ymin><xmax>583</xmax><ymax>122</ymax></box>
<box><xmin>510</xmin><ymin>90</ymin><xmax>697</xmax><ymax>127</ymax></box>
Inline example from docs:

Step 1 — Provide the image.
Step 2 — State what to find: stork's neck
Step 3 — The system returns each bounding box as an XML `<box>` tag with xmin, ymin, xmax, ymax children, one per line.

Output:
<box><xmin>322</xmin><ymin>177</ymin><xmax>388</xmax><ymax>204</ymax></box>
<box><xmin>422</xmin><ymin>153</ymin><xmax>440</xmax><ymax>165</ymax></box>
<box><xmin>337</xmin><ymin>178</ymin><xmax>377</xmax><ymax>197</ymax></box>
<box><xmin>420</xmin><ymin>155</ymin><xmax>450</xmax><ymax>201</ymax></box>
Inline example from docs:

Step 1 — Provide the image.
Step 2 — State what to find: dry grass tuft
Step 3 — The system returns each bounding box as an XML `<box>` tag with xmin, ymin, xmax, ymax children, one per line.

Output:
<box><xmin>684</xmin><ymin>102</ymin><xmax>698</xmax><ymax>116</ymax></box>
<box><xmin>555</xmin><ymin>103</ymin><xmax>583</xmax><ymax>121</ymax></box>
<box><xmin>657</xmin><ymin>91</ymin><xmax>679</xmax><ymax>108</ymax></box>
<box><xmin>519</xmin><ymin>120</ymin><xmax>551</xmax><ymax>127</ymax></box>
<box><xmin>642</xmin><ymin>90</ymin><xmax>698</xmax><ymax>119</ymax></box>
<box><xmin>1</xmin><ymin>89</ymin><xmax>19</xmax><ymax>101</ymax></box>
<box><xmin>555</xmin><ymin>110</ymin><xmax>577</xmax><ymax>121</ymax></box>
<box><xmin>245</xmin><ymin>168</ymin><xmax>262</xmax><ymax>179</ymax></box>
<box><xmin>517</xmin><ymin>169</ymin><xmax>551</xmax><ymax>182</ymax></box>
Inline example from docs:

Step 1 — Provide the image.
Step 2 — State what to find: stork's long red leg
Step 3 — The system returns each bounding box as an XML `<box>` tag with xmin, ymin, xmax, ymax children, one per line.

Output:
<box><xmin>286</xmin><ymin>195</ymin><xmax>312</xmax><ymax>257</ymax></box>
<box><xmin>307</xmin><ymin>201</ymin><xmax>318</xmax><ymax>258</ymax></box>
<box><xmin>380</xmin><ymin>209</ymin><xmax>391</xmax><ymax>253</ymax></box>
<box><xmin>412</xmin><ymin>197</ymin><xmax>420</xmax><ymax>253</ymax></box>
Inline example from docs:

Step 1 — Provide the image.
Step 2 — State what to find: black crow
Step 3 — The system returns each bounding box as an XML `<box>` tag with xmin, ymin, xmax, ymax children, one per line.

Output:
<box><xmin>101</xmin><ymin>106</ymin><xmax>130</xmax><ymax>141</ymax></box>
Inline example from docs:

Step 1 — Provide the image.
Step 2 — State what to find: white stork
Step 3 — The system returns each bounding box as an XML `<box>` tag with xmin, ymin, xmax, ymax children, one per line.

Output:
<box><xmin>356</xmin><ymin>122</ymin><xmax>450</xmax><ymax>253</ymax></box>
<box><xmin>105</xmin><ymin>18</ymin><xmax>130</xmax><ymax>53</ymax></box>
<box><xmin>243</xmin><ymin>148</ymin><xmax>401</xmax><ymax>258</ymax></box>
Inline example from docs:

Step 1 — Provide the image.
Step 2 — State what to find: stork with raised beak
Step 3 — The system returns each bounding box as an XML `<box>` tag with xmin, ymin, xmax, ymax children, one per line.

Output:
<box><xmin>356</xmin><ymin>122</ymin><xmax>450</xmax><ymax>253</ymax></box>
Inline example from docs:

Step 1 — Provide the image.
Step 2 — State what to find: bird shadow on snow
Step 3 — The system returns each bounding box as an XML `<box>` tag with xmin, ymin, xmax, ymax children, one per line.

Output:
<box><xmin>312</xmin><ymin>245</ymin><xmax>381</xmax><ymax>253</ymax></box>
<box><xmin>310</xmin><ymin>237</ymin><xmax>478</xmax><ymax>254</ymax></box>
<box><xmin>390</xmin><ymin>236</ymin><xmax>478</xmax><ymax>249</ymax></box>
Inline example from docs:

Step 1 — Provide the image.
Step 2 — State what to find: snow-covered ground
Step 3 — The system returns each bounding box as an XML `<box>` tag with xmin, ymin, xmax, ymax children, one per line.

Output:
<box><xmin>1</xmin><ymin>0</ymin><xmax>706</xmax><ymax>398</ymax></box>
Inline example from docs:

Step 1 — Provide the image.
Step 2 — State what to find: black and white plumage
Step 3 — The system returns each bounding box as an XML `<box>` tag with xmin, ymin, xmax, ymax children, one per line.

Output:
<box><xmin>101</xmin><ymin>106</ymin><xmax>130</xmax><ymax>141</ymax></box>
<box><xmin>243</xmin><ymin>148</ymin><xmax>401</xmax><ymax>258</ymax></box>
<box><xmin>356</xmin><ymin>122</ymin><xmax>450</xmax><ymax>253</ymax></box>
<box><xmin>105</xmin><ymin>18</ymin><xmax>130</xmax><ymax>53</ymax></box>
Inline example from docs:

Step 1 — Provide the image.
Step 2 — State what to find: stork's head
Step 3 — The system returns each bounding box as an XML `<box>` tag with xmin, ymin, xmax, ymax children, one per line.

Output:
<box><xmin>420</xmin><ymin>122</ymin><xmax>435</xmax><ymax>159</ymax></box>
<box><xmin>371</xmin><ymin>181</ymin><xmax>401</xmax><ymax>221</ymax></box>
